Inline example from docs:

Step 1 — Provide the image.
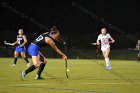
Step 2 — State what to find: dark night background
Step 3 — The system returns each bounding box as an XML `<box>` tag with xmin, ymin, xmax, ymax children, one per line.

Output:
<box><xmin>0</xmin><ymin>0</ymin><xmax>140</xmax><ymax>50</ymax></box>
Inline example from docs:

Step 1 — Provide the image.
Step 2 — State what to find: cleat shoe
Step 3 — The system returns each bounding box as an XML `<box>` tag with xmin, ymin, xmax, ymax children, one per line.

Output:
<box><xmin>11</xmin><ymin>64</ymin><xmax>16</xmax><ymax>67</ymax></box>
<box><xmin>106</xmin><ymin>66</ymin><xmax>112</xmax><ymax>70</ymax></box>
<box><xmin>35</xmin><ymin>75</ymin><xmax>44</xmax><ymax>80</ymax></box>
<box><xmin>21</xmin><ymin>70</ymin><xmax>26</xmax><ymax>80</ymax></box>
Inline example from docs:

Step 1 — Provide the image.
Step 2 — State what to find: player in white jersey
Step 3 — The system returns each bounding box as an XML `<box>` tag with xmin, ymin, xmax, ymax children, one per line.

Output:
<box><xmin>96</xmin><ymin>28</ymin><xmax>115</xmax><ymax>70</ymax></box>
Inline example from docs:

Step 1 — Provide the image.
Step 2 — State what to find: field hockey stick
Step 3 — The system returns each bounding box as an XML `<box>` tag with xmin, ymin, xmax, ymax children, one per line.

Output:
<box><xmin>4</xmin><ymin>41</ymin><xmax>13</xmax><ymax>46</ymax></box>
<box><xmin>65</xmin><ymin>59</ymin><xmax>69</xmax><ymax>78</ymax></box>
<box><xmin>63</xmin><ymin>39</ymin><xmax>69</xmax><ymax>78</ymax></box>
<box><xmin>91</xmin><ymin>43</ymin><xmax>97</xmax><ymax>45</ymax></box>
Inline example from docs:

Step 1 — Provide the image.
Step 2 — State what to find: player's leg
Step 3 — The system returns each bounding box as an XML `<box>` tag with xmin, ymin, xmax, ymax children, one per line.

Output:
<box><xmin>21</xmin><ymin>44</ymin><xmax>40</xmax><ymax>80</ymax></box>
<box><xmin>21</xmin><ymin>52</ymin><xmax>30</xmax><ymax>67</ymax></box>
<box><xmin>21</xmin><ymin>55</ymin><xmax>40</xmax><ymax>80</ymax></box>
<box><xmin>35</xmin><ymin>52</ymin><xmax>47</xmax><ymax>80</ymax></box>
<box><xmin>102</xmin><ymin>48</ymin><xmax>111</xmax><ymax>70</ymax></box>
<box><xmin>26</xmin><ymin>55</ymin><xmax>40</xmax><ymax>74</ymax></box>
<box><xmin>11</xmin><ymin>51</ymin><xmax>19</xmax><ymax>66</ymax></box>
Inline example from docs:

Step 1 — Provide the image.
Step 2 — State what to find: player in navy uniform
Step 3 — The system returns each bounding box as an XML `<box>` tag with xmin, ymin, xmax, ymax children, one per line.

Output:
<box><xmin>11</xmin><ymin>29</ymin><xmax>30</xmax><ymax>67</ymax></box>
<box><xmin>136</xmin><ymin>40</ymin><xmax>140</xmax><ymax>62</ymax></box>
<box><xmin>21</xmin><ymin>26</ymin><xmax>67</xmax><ymax>80</ymax></box>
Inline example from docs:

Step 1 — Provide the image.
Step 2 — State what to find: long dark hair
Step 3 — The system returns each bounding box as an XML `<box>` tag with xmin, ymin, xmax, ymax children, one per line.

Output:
<box><xmin>49</xmin><ymin>26</ymin><xmax>63</xmax><ymax>42</ymax></box>
<box><xmin>50</xmin><ymin>26</ymin><xmax>59</xmax><ymax>35</ymax></box>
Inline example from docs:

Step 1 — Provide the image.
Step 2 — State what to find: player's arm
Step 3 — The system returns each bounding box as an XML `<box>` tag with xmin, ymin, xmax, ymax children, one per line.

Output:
<box><xmin>12</xmin><ymin>36</ymin><xmax>18</xmax><ymax>46</ymax></box>
<box><xmin>108</xmin><ymin>34</ymin><xmax>115</xmax><ymax>43</ymax></box>
<box><xmin>109</xmin><ymin>37</ymin><xmax>115</xmax><ymax>43</ymax></box>
<box><xmin>20</xmin><ymin>35</ymin><xmax>27</xmax><ymax>47</ymax></box>
<box><xmin>134</xmin><ymin>44</ymin><xmax>139</xmax><ymax>50</ymax></box>
<box><xmin>45</xmin><ymin>37</ymin><xmax>67</xmax><ymax>60</ymax></box>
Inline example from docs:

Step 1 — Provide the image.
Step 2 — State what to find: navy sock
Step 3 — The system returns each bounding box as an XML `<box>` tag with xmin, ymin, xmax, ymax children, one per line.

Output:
<box><xmin>14</xmin><ymin>58</ymin><xmax>17</xmax><ymax>64</ymax></box>
<box><xmin>37</xmin><ymin>63</ymin><xmax>46</xmax><ymax>77</ymax></box>
<box><xmin>25</xmin><ymin>65</ymin><xmax>36</xmax><ymax>74</ymax></box>
<box><xmin>24</xmin><ymin>57</ymin><xmax>29</xmax><ymax>63</ymax></box>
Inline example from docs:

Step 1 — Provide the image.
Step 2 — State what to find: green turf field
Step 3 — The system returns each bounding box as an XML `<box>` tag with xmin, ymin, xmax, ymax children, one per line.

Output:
<box><xmin>0</xmin><ymin>58</ymin><xmax>140</xmax><ymax>93</ymax></box>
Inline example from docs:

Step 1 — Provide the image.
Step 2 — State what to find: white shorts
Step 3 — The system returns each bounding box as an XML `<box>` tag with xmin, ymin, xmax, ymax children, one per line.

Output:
<box><xmin>101</xmin><ymin>45</ymin><xmax>110</xmax><ymax>51</ymax></box>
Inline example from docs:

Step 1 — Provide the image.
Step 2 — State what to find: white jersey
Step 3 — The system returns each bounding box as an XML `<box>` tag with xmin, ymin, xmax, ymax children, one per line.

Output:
<box><xmin>97</xmin><ymin>33</ymin><xmax>112</xmax><ymax>51</ymax></box>
<box><xmin>136</xmin><ymin>44</ymin><xmax>140</xmax><ymax>50</ymax></box>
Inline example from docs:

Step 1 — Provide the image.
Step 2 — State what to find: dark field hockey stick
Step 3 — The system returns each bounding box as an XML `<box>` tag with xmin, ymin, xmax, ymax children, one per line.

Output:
<box><xmin>63</xmin><ymin>39</ymin><xmax>69</xmax><ymax>78</ymax></box>
<box><xmin>65</xmin><ymin>59</ymin><xmax>69</xmax><ymax>78</ymax></box>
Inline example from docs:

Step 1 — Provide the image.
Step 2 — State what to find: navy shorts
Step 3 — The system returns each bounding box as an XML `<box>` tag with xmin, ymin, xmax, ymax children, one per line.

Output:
<box><xmin>28</xmin><ymin>44</ymin><xmax>40</xmax><ymax>56</ymax></box>
<box><xmin>15</xmin><ymin>46</ymin><xmax>26</xmax><ymax>52</ymax></box>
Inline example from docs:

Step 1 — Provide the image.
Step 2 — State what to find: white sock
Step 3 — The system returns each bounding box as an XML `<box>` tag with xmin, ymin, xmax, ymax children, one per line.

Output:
<box><xmin>105</xmin><ymin>58</ymin><xmax>111</xmax><ymax>67</ymax></box>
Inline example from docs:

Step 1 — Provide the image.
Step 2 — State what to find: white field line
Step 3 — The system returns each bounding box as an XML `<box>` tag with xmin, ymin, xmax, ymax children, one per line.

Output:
<box><xmin>70</xmin><ymin>63</ymin><xmax>96</xmax><ymax>64</ymax></box>
<box><xmin>82</xmin><ymin>83</ymin><xmax>132</xmax><ymax>85</ymax></box>
<box><xmin>11</xmin><ymin>82</ymin><xmax>140</xmax><ymax>87</ymax></box>
<box><xmin>11</xmin><ymin>83</ymin><xmax>48</xmax><ymax>87</ymax></box>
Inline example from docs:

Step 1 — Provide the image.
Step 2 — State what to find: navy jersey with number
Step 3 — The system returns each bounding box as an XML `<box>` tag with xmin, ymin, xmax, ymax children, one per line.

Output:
<box><xmin>17</xmin><ymin>35</ymin><xmax>24</xmax><ymax>45</ymax></box>
<box><xmin>32</xmin><ymin>33</ymin><xmax>53</xmax><ymax>48</ymax></box>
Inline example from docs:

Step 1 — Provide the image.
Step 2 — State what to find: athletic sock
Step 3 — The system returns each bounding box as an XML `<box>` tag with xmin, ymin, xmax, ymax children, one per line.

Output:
<box><xmin>37</xmin><ymin>63</ymin><xmax>46</xmax><ymax>77</ymax></box>
<box><xmin>25</xmin><ymin>65</ymin><xmax>36</xmax><ymax>74</ymax></box>
<box><xmin>105</xmin><ymin>58</ymin><xmax>111</xmax><ymax>67</ymax></box>
<box><xmin>14</xmin><ymin>58</ymin><xmax>17</xmax><ymax>64</ymax></box>
<box><xmin>24</xmin><ymin>57</ymin><xmax>29</xmax><ymax>63</ymax></box>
